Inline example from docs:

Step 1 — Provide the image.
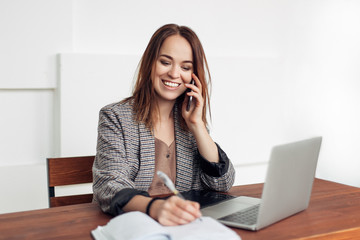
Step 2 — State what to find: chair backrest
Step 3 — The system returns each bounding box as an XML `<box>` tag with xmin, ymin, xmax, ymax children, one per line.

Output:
<box><xmin>47</xmin><ymin>155</ymin><xmax>95</xmax><ymax>207</ymax></box>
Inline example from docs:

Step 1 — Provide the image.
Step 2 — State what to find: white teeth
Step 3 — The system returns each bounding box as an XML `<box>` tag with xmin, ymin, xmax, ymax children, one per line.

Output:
<box><xmin>164</xmin><ymin>81</ymin><xmax>180</xmax><ymax>87</ymax></box>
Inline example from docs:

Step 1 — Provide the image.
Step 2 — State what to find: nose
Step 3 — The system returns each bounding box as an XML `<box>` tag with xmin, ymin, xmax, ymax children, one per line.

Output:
<box><xmin>168</xmin><ymin>65</ymin><xmax>180</xmax><ymax>79</ymax></box>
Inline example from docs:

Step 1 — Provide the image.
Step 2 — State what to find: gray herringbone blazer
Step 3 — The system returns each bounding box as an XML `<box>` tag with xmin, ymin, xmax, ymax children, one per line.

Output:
<box><xmin>93</xmin><ymin>100</ymin><xmax>235</xmax><ymax>213</ymax></box>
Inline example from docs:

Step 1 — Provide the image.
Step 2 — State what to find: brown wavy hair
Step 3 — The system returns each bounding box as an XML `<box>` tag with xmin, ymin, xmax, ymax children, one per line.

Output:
<box><xmin>124</xmin><ymin>24</ymin><xmax>211</xmax><ymax>131</ymax></box>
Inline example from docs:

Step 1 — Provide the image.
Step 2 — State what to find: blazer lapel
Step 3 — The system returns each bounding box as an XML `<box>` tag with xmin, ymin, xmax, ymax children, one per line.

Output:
<box><xmin>174</xmin><ymin>107</ymin><xmax>194</xmax><ymax>191</ymax></box>
<box><xmin>135</xmin><ymin>122</ymin><xmax>155</xmax><ymax>191</ymax></box>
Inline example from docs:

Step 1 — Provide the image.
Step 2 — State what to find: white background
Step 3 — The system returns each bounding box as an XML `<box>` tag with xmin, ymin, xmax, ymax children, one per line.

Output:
<box><xmin>0</xmin><ymin>0</ymin><xmax>359</xmax><ymax>214</ymax></box>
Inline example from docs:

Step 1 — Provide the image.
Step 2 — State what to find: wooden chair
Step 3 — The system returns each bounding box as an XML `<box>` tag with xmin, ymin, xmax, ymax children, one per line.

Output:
<box><xmin>47</xmin><ymin>155</ymin><xmax>95</xmax><ymax>207</ymax></box>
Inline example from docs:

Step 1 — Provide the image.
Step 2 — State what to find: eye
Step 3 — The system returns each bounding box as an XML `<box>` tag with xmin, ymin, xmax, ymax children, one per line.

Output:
<box><xmin>160</xmin><ymin>59</ymin><xmax>170</xmax><ymax>66</ymax></box>
<box><xmin>182</xmin><ymin>65</ymin><xmax>192</xmax><ymax>71</ymax></box>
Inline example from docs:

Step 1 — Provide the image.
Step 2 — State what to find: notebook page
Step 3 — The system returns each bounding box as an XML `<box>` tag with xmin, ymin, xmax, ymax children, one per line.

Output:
<box><xmin>165</xmin><ymin>216</ymin><xmax>241</xmax><ymax>240</ymax></box>
<box><xmin>91</xmin><ymin>211</ymin><xmax>170</xmax><ymax>240</ymax></box>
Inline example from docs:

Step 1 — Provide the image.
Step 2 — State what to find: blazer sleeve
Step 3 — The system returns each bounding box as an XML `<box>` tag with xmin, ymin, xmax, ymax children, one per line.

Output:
<box><xmin>92</xmin><ymin>105</ymin><xmax>145</xmax><ymax>214</ymax></box>
<box><xmin>198</xmin><ymin>143</ymin><xmax>235</xmax><ymax>192</ymax></box>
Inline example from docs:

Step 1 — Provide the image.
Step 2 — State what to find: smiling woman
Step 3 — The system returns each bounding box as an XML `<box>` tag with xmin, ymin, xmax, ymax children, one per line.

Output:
<box><xmin>130</xmin><ymin>24</ymin><xmax>211</xmax><ymax>131</ymax></box>
<box><xmin>92</xmin><ymin>24</ymin><xmax>235</xmax><ymax>226</ymax></box>
<box><xmin>152</xmin><ymin>35</ymin><xmax>193</xmax><ymax>103</ymax></box>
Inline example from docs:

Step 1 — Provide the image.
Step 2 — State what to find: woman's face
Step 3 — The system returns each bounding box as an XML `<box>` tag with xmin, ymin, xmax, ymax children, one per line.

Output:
<box><xmin>152</xmin><ymin>35</ymin><xmax>193</xmax><ymax>103</ymax></box>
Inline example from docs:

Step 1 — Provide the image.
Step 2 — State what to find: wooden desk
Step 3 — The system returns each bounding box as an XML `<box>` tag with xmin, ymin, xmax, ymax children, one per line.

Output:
<box><xmin>229</xmin><ymin>179</ymin><xmax>360</xmax><ymax>240</ymax></box>
<box><xmin>1</xmin><ymin>179</ymin><xmax>360</xmax><ymax>240</ymax></box>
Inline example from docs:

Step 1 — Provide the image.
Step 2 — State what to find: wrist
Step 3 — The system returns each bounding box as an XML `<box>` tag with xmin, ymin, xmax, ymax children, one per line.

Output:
<box><xmin>189</xmin><ymin>121</ymin><xmax>207</xmax><ymax>135</ymax></box>
<box><xmin>146</xmin><ymin>197</ymin><xmax>160</xmax><ymax>215</ymax></box>
<box><xmin>146</xmin><ymin>198</ymin><xmax>163</xmax><ymax>220</ymax></box>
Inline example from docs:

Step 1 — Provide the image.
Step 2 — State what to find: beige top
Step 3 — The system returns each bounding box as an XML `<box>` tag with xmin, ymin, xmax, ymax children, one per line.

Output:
<box><xmin>147</xmin><ymin>138</ymin><xmax>176</xmax><ymax>196</ymax></box>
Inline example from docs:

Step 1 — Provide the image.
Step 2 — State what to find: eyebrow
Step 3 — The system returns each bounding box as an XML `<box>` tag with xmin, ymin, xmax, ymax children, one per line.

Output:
<box><xmin>159</xmin><ymin>54</ymin><xmax>193</xmax><ymax>64</ymax></box>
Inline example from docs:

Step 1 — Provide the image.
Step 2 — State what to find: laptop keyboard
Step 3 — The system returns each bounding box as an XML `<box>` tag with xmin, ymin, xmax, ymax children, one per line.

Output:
<box><xmin>218</xmin><ymin>204</ymin><xmax>260</xmax><ymax>225</ymax></box>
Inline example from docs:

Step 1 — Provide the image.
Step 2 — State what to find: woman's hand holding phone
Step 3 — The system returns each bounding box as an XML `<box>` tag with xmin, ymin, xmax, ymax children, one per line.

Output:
<box><xmin>182</xmin><ymin>73</ymin><xmax>205</xmax><ymax>133</ymax></box>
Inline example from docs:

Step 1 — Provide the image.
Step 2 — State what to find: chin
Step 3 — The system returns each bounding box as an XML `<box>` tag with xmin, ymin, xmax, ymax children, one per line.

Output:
<box><xmin>157</xmin><ymin>92</ymin><xmax>184</xmax><ymax>102</ymax></box>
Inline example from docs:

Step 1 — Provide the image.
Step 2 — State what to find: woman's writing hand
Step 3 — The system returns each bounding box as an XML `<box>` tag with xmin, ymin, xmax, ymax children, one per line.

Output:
<box><xmin>150</xmin><ymin>196</ymin><xmax>202</xmax><ymax>226</ymax></box>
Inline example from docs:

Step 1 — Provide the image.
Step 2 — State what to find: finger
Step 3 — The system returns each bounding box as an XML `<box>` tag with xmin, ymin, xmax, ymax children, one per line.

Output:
<box><xmin>158</xmin><ymin>203</ymin><xmax>192</xmax><ymax>225</ymax></box>
<box><xmin>174</xmin><ymin>205</ymin><xmax>199</xmax><ymax>223</ymax></box>
<box><xmin>187</xmin><ymin>91</ymin><xmax>203</xmax><ymax>108</ymax></box>
<box><xmin>191</xmin><ymin>73</ymin><xmax>202</xmax><ymax>92</ymax></box>
<box><xmin>184</xmin><ymin>74</ymin><xmax>200</xmax><ymax>93</ymax></box>
<box><xmin>156</xmin><ymin>199</ymin><xmax>183</xmax><ymax>226</ymax></box>
<box><xmin>189</xmin><ymin>201</ymin><xmax>201</xmax><ymax>212</ymax></box>
<box><xmin>157</xmin><ymin>212</ymin><xmax>182</xmax><ymax>226</ymax></box>
<box><xmin>168</xmin><ymin>197</ymin><xmax>201</xmax><ymax>221</ymax></box>
<box><xmin>168</xmin><ymin>208</ymin><xmax>193</xmax><ymax>225</ymax></box>
<box><xmin>182</xmin><ymin>94</ymin><xmax>192</xmax><ymax>113</ymax></box>
<box><xmin>171</xmin><ymin>197</ymin><xmax>202</xmax><ymax>219</ymax></box>
<box><xmin>183</xmin><ymin>200</ymin><xmax>202</xmax><ymax>218</ymax></box>
<box><xmin>184</xmin><ymin>82</ymin><xmax>198</xmax><ymax>93</ymax></box>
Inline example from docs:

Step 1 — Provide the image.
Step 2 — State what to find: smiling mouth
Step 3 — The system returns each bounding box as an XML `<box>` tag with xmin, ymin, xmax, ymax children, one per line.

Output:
<box><xmin>163</xmin><ymin>80</ymin><xmax>181</xmax><ymax>88</ymax></box>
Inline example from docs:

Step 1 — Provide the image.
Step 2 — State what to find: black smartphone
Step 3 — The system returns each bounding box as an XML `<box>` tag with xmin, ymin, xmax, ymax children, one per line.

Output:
<box><xmin>186</xmin><ymin>79</ymin><xmax>195</xmax><ymax>111</ymax></box>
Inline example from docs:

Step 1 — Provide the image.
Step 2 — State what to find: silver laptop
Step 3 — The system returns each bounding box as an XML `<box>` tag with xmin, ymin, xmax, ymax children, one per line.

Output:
<box><xmin>201</xmin><ymin>137</ymin><xmax>322</xmax><ymax>231</ymax></box>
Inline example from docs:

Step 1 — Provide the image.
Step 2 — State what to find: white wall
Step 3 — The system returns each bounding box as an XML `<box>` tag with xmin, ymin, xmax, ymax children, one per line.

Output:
<box><xmin>0</xmin><ymin>0</ymin><xmax>73</xmax><ymax>213</ymax></box>
<box><xmin>0</xmin><ymin>0</ymin><xmax>359</xmax><ymax>214</ymax></box>
<box><xmin>0</xmin><ymin>0</ymin><xmax>73</xmax><ymax>165</ymax></box>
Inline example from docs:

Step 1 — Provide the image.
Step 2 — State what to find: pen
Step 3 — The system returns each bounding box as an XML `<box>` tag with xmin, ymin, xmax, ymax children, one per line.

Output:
<box><xmin>157</xmin><ymin>171</ymin><xmax>185</xmax><ymax>199</ymax></box>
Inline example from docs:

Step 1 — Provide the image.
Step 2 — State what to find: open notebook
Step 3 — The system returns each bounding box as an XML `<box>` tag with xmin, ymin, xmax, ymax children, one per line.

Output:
<box><xmin>91</xmin><ymin>211</ymin><xmax>240</xmax><ymax>240</ymax></box>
